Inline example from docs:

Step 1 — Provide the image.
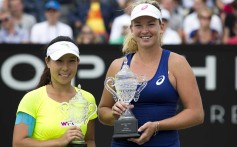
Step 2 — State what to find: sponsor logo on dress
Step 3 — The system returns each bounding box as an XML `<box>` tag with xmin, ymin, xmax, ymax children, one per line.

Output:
<box><xmin>156</xmin><ymin>75</ymin><xmax>165</xmax><ymax>85</ymax></box>
<box><xmin>61</xmin><ymin>120</ymin><xmax>74</xmax><ymax>127</ymax></box>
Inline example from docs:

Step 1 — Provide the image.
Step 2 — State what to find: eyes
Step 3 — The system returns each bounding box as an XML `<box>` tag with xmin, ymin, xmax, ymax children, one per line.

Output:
<box><xmin>55</xmin><ymin>58</ymin><xmax>78</xmax><ymax>65</ymax></box>
<box><xmin>133</xmin><ymin>23</ymin><xmax>156</xmax><ymax>28</ymax></box>
<box><xmin>56</xmin><ymin>59</ymin><xmax>77</xmax><ymax>63</ymax></box>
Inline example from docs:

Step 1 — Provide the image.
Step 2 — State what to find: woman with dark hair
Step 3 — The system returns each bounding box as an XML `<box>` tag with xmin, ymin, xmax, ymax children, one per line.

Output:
<box><xmin>13</xmin><ymin>36</ymin><xmax>97</xmax><ymax>147</ymax></box>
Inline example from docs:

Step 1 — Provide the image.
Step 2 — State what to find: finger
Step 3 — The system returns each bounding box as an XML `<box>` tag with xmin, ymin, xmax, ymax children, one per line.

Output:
<box><xmin>128</xmin><ymin>137</ymin><xmax>144</xmax><ymax>145</ymax></box>
<box><xmin>70</xmin><ymin>130</ymin><xmax>84</xmax><ymax>140</ymax></box>
<box><xmin>113</xmin><ymin>103</ymin><xmax>126</xmax><ymax>113</ymax></box>
<box><xmin>115</xmin><ymin>101</ymin><xmax>127</xmax><ymax>111</ymax></box>
<box><xmin>68</xmin><ymin>126</ymin><xmax>78</xmax><ymax>130</ymax></box>
<box><xmin>128</xmin><ymin>104</ymin><xmax>134</xmax><ymax>109</ymax></box>
<box><xmin>138</xmin><ymin>124</ymin><xmax>146</xmax><ymax>132</ymax></box>
<box><xmin>112</xmin><ymin>105</ymin><xmax>122</xmax><ymax>116</ymax></box>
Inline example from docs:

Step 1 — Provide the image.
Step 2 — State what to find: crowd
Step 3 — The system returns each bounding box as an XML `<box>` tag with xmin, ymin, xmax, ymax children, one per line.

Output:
<box><xmin>0</xmin><ymin>0</ymin><xmax>237</xmax><ymax>45</ymax></box>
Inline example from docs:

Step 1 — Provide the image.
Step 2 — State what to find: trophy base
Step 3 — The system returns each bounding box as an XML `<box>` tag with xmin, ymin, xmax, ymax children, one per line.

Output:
<box><xmin>67</xmin><ymin>140</ymin><xmax>87</xmax><ymax>147</ymax></box>
<box><xmin>113</xmin><ymin>118</ymin><xmax>140</xmax><ymax>141</ymax></box>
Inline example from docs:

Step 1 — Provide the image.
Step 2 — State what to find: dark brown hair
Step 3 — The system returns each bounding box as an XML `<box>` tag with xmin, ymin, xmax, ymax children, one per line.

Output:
<box><xmin>36</xmin><ymin>36</ymin><xmax>78</xmax><ymax>88</ymax></box>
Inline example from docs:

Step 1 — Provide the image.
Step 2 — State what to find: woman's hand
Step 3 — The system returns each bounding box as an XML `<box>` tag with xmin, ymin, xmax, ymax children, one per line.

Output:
<box><xmin>128</xmin><ymin>121</ymin><xmax>157</xmax><ymax>145</ymax></box>
<box><xmin>111</xmin><ymin>101</ymin><xmax>134</xmax><ymax>120</ymax></box>
<box><xmin>58</xmin><ymin>126</ymin><xmax>84</xmax><ymax>146</ymax></box>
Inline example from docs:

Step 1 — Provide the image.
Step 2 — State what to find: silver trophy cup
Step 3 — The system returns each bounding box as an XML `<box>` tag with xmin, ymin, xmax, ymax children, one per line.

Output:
<box><xmin>104</xmin><ymin>56</ymin><xmax>147</xmax><ymax>140</ymax></box>
<box><xmin>61</xmin><ymin>84</ymin><xmax>97</xmax><ymax>147</ymax></box>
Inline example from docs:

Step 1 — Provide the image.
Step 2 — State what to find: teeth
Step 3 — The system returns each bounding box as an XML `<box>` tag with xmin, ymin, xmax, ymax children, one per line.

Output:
<box><xmin>61</xmin><ymin>74</ymin><xmax>69</xmax><ymax>77</ymax></box>
<box><xmin>141</xmin><ymin>36</ymin><xmax>150</xmax><ymax>39</ymax></box>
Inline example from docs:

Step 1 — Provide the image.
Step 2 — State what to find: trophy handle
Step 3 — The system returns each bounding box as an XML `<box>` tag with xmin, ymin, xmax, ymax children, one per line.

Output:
<box><xmin>84</xmin><ymin>103</ymin><xmax>97</xmax><ymax>125</ymax></box>
<box><xmin>134</xmin><ymin>76</ymin><xmax>147</xmax><ymax>102</ymax></box>
<box><xmin>104</xmin><ymin>77</ymin><xmax>118</xmax><ymax>102</ymax></box>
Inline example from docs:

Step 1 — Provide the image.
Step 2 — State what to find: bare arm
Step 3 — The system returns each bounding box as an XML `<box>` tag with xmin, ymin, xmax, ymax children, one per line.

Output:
<box><xmin>85</xmin><ymin>120</ymin><xmax>96</xmax><ymax>147</ymax></box>
<box><xmin>13</xmin><ymin>124</ymin><xmax>83</xmax><ymax>147</ymax></box>
<box><xmin>98</xmin><ymin>58</ymin><xmax>127</xmax><ymax>126</ymax></box>
<box><xmin>158</xmin><ymin>53</ymin><xmax>204</xmax><ymax>131</ymax></box>
<box><xmin>128</xmin><ymin>53</ymin><xmax>204</xmax><ymax>145</ymax></box>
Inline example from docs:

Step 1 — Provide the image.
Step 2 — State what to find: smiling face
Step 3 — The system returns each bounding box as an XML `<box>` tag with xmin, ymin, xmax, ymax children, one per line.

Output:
<box><xmin>46</xmin><ymin>54</ymin><xmax>79</xmax><ymax>86</ymax></box>
<box><xmin>130</xmin><ymin>16</ymin><xmax>163</xmax><ymax>48</ymax></box>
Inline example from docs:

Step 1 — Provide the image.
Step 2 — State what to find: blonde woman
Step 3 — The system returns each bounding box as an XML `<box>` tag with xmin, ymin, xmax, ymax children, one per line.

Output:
<box><xmin>98</xmin><ymin>0</ymin><xmax>204</xmax><ymax>146</ymax></box>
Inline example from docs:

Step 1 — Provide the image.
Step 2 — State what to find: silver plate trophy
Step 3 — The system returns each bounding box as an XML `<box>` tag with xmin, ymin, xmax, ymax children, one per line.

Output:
<box><xmin>104</xmin><ymin>56</ymin><xmax>147</xmax><ymax>140</ymax></box>
<box><xmin>60</xmin><ymin>84</ymin><xmax>97</xmax><ymax>147</ymax></box>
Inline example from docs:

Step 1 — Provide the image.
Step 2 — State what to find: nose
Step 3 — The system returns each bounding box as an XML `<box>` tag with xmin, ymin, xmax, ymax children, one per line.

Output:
<box><xmin>141</xmin><ymin>26</ymin><xmax>149</xmax><ymax>33</ymax></box>
<box><xmin>62</xmin><ymin>62</ymin><xmax>69</xmax><ymax>71</ymax></box>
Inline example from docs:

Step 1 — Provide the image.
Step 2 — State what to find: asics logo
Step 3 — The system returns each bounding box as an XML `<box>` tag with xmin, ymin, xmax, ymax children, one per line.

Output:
<box><xmin>141</xmin><ymin>5</ymin><xmax>148</xmax><ymax>10</ymax></box>
<box><xmin>156</xmin><ymin>75</ymin><xmax>165</xmax><ymax>85</ymax></box>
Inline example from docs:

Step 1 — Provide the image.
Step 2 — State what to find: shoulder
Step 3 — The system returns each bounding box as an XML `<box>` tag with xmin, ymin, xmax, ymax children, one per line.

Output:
<box><xmin>190</xmin><ymin>29</ymin><xmax>198</xmax><ymax>37</ymax></box>
<box><xmin>165</xmin><ymin>28</ymin><xmax>181</xmax><ymax>38</ymax></box>
<box><xmin>211</xmin><ymin>28</ymin><xmax>218</xmax><ymax>34</ymax></box>
<box><xmin>23</xmin><ymin>13</ymin><xmax>36</xmax><ymax>21</ymax></box>
<box><xmin>115</xmin><ymin>14</ymin><xmax>130</xmax><ymax>22</ymax></box>
<box><xmin>17</xmin><ymin>86</ymin><xmax>46</xmax><ymax>115</ymax></box>
<box><xmin>168</xmin><ymin>51</ymin><xmax>193</xmax><ymax>76</ymax></box>
<box><xmin>16</xmin><ymin>27</ymin><xmax>27</xmax><ymax>35</ymax></box>
<box><xmin>80</xmin><ymin>88</ymin><xmax>97</xmax><ymax>104</ymax></box>
<box><xmin>212</xmin><ymin>14</ymin><xmax>221</xmax><ymax>21</ymax></box>
<box><xmin>169</xmin><ymin>51</ymin><xmax>189</xmax><ymax>68</ymax></box>
<box><xmin>32</xmin><ymin>22</ymin><xmax>46</xmax><ymax>29</ymax></box>
<box><xmin>184</xmin><ymin>12</ymin><xmax>197</xmax><ymax>21</ymax></box>
<box><xmin>106</xmin><ymin>57</ymin><xmax>124</xmax><ymax>77</ymax></box>
<box><xmin>23</xmin><ymin>86</ymin><xmax>45</xmax><ymax>101</ymax></box>
<box><xmin>110</xmin><ymin>57</ymin><xmax>124</xmax><ymax>67</ymax></box>
<box><xmin>58</xmin><ymin>22</ymin><xmax>71</xmax><ymax>28</ymax></box>
<box><xmin>80</xmin><ymin>89</ymin><xmax>94</xmax><ymax>98</ymax></box>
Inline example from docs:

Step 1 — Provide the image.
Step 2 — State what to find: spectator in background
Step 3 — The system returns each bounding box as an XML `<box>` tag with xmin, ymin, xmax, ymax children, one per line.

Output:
<box><xmin>215</xmin><ymin>0</ymin><xmax>234</xmax><ymax>27</ymax></box>
<box><xmin>109</xmin><ymin>0</ymin><xmax>133</xmax><ymax>44</ymax></box>
<box><xmin>30</xmin><ymin>0</ymin><xmax>73</xmax><ymax>44</ymax></box>
<box><xmin>22</xmin><ymin>0</ymin><xmax>44</xmax><ymax>22</ymax></box>
<box><xmin>109</xmin><ymin>21</ymin><xmax>130</xmax><ymax>44</ymax></box>
<box><xmin>69</xmin><ymin>0</ymin><xmax>120</xmax><ymax>41</ymax></box>
<box><xmin>0</xmin><ymin>0</ymin><xmax>8</xmax><ymax>11</ymax></box>
<box><xmin>116</xmin><ymin>0</ymin><xmax>127</xmax><ymax>8</ymax></box>
<box><xmin>181</xmin><ymin>0</ymin><xmax>215</xmax><ymax>12</ymax></box>
<box><xmin>223</xmin><ymin>0</ymin><xmax>237</xmax><ymax>43</ymax></box>
<box><xmin>0</xmin><ymin>10</ymin><xmax>29</xmax><ymax>43</ymax></box>
<box><xmin>181</xmin><ymin>0</ymin><xmax>194</xmax><ymax>10</ymax></box>
<box><xmin>161</xmin><ymin>8</ymin><xmax>182</xmax><ymax>45</ymax></box>
<box><xmin>76</xmin><ymin>24</ymin><xmax>104</xmax><ymax>44</ymax></box>
<box><xmin>160</xmin><ymin>0</ymin><xmax>186</xmax><ymax>42</ymax></box>
<box><xmin>54</xmin><ymin>0</ymin><xmax>74</xmax><ymax>24</ymax></box>
<box><xmin>216</xmin><ymin>0</ymin><xmax>234</xmax><ymax>15</ymax></box>
<box><xmin>189</xmin><ymin>7</ymin><xmax>220</xmax><ymax>44</ymax></box>
<box><xmin>182</xmin><ymin>0</ymin><xmax>222</xmax><ymax>43</ymax></box>
<box><xmin>226</xmin><ymin>20</ymin><xmax>237</xmax><ymax>44</ymax></box>
<box><xmin>8</xmin><ymin>0</ymin><xmax>36</xmax><ymax>35</ymax></box>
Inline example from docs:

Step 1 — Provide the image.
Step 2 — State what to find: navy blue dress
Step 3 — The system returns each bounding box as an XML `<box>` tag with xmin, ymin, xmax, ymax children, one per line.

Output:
<box><xmin>111</xmin><ymin>49</ymin><xmax>180</xmax><ymax>147</ymax></box>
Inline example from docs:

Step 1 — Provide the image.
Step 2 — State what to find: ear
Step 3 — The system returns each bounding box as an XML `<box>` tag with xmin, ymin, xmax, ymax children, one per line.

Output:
<box><xmin>45</xmin><ymin>57</ymin><xmax>50</xmax><ymax>68</ymax></box>
<box><xmin>159</xmin><ymin>22</ymin><xmax>165</xmax><ymax>34</ymax></box>
<box><xmin>130</xmin><ymin>24</ymin><xmax>133</xmax><ymax>33</ymax></box>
